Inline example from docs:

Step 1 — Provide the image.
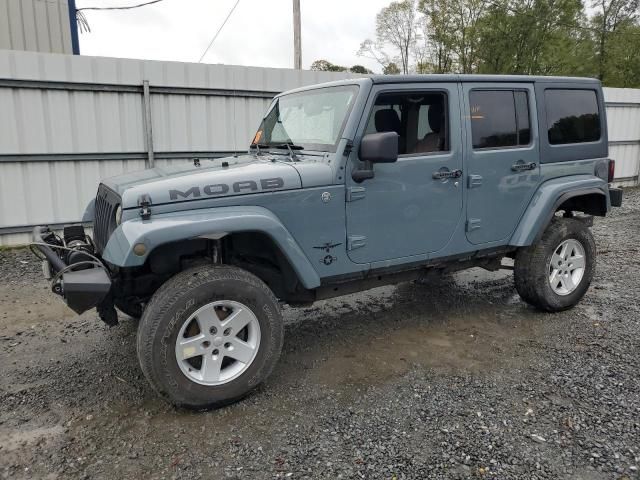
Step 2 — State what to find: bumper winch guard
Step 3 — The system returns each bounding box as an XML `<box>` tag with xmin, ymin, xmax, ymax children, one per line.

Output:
<box><xmin>32</xmin><ymin>226</ymin><xmax>112</xmax><ymax>315</ymax></box>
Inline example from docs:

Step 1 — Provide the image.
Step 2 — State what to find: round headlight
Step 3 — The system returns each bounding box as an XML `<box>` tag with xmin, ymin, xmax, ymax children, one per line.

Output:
<box><xmin>115</xmin><ymin>205</ymin><xmax>122</xmax><ymax>225</ymax></box>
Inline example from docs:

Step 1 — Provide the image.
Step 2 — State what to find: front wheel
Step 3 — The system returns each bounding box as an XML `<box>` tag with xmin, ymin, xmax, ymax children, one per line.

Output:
<box><xmin>137</xmin><ymin>265</ymin><xmax>283</xmax><ymax>409</ymax></box>
<box><xmin>514</xmin><ymin>218</ymin><xmax>596</xmax><ymax>312</ymax></box>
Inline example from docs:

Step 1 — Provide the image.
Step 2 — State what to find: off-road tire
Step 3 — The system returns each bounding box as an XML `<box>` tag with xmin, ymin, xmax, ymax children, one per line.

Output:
<box><xmin>514</xmin><ymin>218</ymin><xmax>596</xmax><ymax>312</ymax></box>
<box><xmin>136</xmin><ymin>265</ymin><xmax>283</xmax><ymax>409</ymax></box>
<box><xmin>115</xmin><ymin>299</ymin><xmax>144</xmax><ymax>320</ymax></box>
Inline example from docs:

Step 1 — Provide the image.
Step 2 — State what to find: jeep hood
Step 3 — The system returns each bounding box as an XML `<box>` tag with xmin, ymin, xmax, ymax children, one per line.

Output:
<box><xmin>101</xmin><ymin>155</ymin><xmax>302</xmax><ymax>209</ymax></box>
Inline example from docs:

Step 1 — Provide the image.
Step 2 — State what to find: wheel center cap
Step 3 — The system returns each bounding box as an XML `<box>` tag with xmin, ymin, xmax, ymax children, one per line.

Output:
<box><xmin>212</xmin><ymin>337</ymin><xmax>224</xmax><ymax>347</ymax></box>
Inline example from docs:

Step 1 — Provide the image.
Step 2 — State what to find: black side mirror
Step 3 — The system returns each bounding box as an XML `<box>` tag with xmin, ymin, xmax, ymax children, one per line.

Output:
<box><xmin>352</xmin><ymin>132</ymin><xmax>398</xmax><ymax>182</ymax></box>
<box><xmin>359</xmin><ymin>132</ymin><xmax>399</xmax><ymax>163</ymax></box>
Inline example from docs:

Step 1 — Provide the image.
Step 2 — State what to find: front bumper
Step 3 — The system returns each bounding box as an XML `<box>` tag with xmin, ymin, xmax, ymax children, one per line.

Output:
<box><xmin>33</xmin><ymin>226</ymin><xmax>112</xmax><ymax>315</ymax></box>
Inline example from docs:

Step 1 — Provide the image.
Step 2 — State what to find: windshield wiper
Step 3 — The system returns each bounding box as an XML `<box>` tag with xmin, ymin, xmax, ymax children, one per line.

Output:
<box><xmin>273</xmin><ymin>142</ymin><xmax>303</xmax><ymax>161</ymax></box>
<box><xmin>249</xmin><ymin>143</ymin><xmax>271</xmax><ymax>156</ymax></box>
<box><xmin>250</xmin><ymin>142</ymin><xmax>303</xmax><ymax>161</ymax></box>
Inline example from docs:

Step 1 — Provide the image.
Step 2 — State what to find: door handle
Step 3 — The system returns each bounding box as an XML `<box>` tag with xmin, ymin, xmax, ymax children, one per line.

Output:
<box><xmin>432</xmin><ymin>169</ymin><xmax>462</xmax><ymax>180</ymax></box>
<box><xmin>511</xmin><ymin>162</ymin><xmax>537</xmax><ymax>172</ymax></box>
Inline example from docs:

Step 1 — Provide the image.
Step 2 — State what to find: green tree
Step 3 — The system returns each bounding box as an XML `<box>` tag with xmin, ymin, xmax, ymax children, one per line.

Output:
<box><xmin>590</xmin><ymin>0</ymin><xmax>640</xmax><ymax>82</ymax></box>
<box><xmin>417</xmin><ymin>0</ymin><xmax>487</xmax><ymax>73</ymax></box>
<box><xmin>383</xmin><ymin>62</ymin><xmax>402</xmax><ymax>74</ymax></box>
<box><xmin>451</xmin><ymin>0</ymin><xmax>487</xmax><ymax>73</ymax></box>
<box><xmin>417</xmin><ymin>0</ymin><xmax>456</xmax><ymax>73</ymax></box>
<box><xmin>310</xmin><ymin>59</ymin><xmax>347</xmax><ymax>72</ymax></box>
<box><xmin>475</xmin><ymin>0</ymin><xmax>585</xmax><ymax>76</ymax></box>
<box><xmin>598</xmin><ymin>20</ymin><xmax>640</xmax><ymax>86</ymax></box>
<box><xmin>355</xmin><ymin>0</ymin><xmax>640</xmax><ymax>84</ymax></box>
<box><xmin>358</xmin><ymin>0</ymin><xmax>419</xmax><ymax>74</ymax></box>
<box><xmin>349</xmin><ymin>65</ymin><xmax>373</xmax><ymax>74</ymax></box>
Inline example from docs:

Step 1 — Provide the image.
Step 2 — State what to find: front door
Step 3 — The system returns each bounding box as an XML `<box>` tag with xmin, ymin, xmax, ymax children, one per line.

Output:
<box><xmin>462</xmin><ymin>83</ymin><xmax>541</xmax><ymax>245</ymax></box>
<box><xmin>345</xmin><ymin>84</ymin><xmax>463</xmax><ymax>264</ymax></box>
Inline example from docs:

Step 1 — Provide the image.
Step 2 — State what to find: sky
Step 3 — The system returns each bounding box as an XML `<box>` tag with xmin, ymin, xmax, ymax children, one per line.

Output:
<box><xmin>75</xmin><ymin>0</ymin><xmax>392</xmax><ymax>72</ymax></box>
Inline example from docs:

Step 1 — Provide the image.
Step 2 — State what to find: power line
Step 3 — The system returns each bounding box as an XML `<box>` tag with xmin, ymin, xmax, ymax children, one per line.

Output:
<box><xmin>198</xmin><ymin>0</ymin><xmax>242</xmax><ymax>63</ymax></box>
<box><xmin>76</xmin><ymin>0</ymin><xmax>167</xmax><ymax>12</ymax></box>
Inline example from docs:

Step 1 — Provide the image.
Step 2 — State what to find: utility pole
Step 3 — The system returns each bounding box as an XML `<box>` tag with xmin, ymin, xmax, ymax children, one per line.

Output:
<box><xmin>293</xmin><ymin>0</ymin><xmax>302</xmax><ymax>69</ymax></box>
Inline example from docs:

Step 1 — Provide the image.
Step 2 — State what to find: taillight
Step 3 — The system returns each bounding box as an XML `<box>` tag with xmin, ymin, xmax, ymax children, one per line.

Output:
<box><xmin>608</xmin><ymin>159</ymin><xmax>615</xmax><ymax>183</ymax></box>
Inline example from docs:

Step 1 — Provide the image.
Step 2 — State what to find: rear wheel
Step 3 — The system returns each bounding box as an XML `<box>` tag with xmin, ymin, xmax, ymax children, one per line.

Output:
<box><xmin>137</xmin><ymin>265</ymin><xmax>283</xmax><ymax>409</ymax></box>
<box><xmin>514</xmin><ymin>218</ymin><xmax>596</xmax><ymax>312</ymax></box>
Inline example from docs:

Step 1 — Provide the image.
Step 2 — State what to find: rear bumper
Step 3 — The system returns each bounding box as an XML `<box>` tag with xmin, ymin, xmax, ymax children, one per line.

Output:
<box><xmin>609</xmin><ymin>187</ymin><xmax>623</xmax><ymax>207</ymax></box>
<box><xmin>33</xmin><ymin>226</ymin><xmax>112</xmax><ymax>315</ymax></box>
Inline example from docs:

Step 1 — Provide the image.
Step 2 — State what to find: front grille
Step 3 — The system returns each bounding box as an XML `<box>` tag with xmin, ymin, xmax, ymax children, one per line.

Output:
<box><xmin>93</xmin><ymin>184</ymin><xmax>121</xmax><ymax>254</ymax></box>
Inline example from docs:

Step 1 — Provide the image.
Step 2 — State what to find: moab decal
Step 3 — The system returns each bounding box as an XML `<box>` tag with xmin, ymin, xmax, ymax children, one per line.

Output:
<box><xmin>169</xmin><ymin>177</ymin><xmax>285</xmax><ymax>201</ymax></box>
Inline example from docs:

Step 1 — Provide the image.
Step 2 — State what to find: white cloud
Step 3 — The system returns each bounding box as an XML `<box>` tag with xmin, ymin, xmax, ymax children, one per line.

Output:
<box><xmin>76</xmin><ymin>0</ymin><xmax>392</xmax><ymax>72</ymax></box>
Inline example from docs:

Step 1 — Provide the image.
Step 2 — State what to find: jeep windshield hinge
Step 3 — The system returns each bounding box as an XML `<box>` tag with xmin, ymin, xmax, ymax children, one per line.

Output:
<box><xmin>138</xmin><ymin>194</ymin><xmax>152</xmax><ymax>220</ymax></box>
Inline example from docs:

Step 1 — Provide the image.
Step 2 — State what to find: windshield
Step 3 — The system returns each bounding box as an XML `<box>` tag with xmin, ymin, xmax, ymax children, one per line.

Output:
<box><xmin>252</xmin><ymin>85</ymin><xmax>359</xmax><ymax>152</ymax></box>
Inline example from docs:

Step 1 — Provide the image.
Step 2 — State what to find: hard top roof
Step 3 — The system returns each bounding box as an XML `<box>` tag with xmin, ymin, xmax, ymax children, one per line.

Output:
<box><xmin>369</xmin><ymin>74</ymin><xmax>600</xmax><ymax>84</ymax></box>
<box><xmin>278</xmin><ymin>74</ymin><xmax>600</xmax><ymax>97</ymax></box>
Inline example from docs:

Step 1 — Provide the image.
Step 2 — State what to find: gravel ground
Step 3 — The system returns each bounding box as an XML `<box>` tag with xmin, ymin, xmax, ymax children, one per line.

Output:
<box><xmin>1</xmin><ymin>188</ymin><xmax>639</xmax><ymax>480</ymax></box>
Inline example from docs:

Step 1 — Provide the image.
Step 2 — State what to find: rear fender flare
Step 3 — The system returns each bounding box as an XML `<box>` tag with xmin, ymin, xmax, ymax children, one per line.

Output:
<box><xmin>101</xmin><ymin>206</ymin><xmax>321</xmax><ymax>289</ymax></box>
<box><xmin>510</xmin><ymin>176</ymin><xmax>609</xmax><ymax>247</ymax></box>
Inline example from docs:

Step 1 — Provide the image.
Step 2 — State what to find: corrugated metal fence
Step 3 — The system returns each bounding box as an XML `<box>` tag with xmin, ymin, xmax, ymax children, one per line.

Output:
<box><xmin>0</xmin><ymin>0</ymin><xmax>74</xmax><ymax>54</ymax></box>
<box><xmin>602</xmin><ymin>87</ymin><xmax>640</xmax><ymax>186</ymax></box>
<box><xmin>0</xmin><ymin>50</ymin><xmax>639</xmax><ymax>246</ymax></box>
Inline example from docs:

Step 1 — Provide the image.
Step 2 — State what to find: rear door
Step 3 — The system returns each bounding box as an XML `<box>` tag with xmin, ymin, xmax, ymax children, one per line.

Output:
<box><xmin>462</xmin><ymin>83</ymin><xmax>541</xmax><ymax>244</ymax></box>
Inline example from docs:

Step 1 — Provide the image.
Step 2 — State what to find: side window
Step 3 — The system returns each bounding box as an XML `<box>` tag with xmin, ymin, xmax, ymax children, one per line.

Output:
<box><xmin>545</xmin><ymin>89</ymin><xmax>601</xmax><ymax>145</ymax></box>
<box><xmin>364</xmin><ymin>91</ymin><xmax>449</xmax><ymax>155</ymax></box>
<box><xmin>470</xmin><ymin>90</ymin><xmax>531</xmax><ymax>149</ymax></box>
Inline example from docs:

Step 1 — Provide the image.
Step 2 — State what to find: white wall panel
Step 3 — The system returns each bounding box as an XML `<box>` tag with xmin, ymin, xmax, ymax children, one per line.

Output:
<box><xmin>605</xmin><ymin>106</ymin><xmax>640</xmax><ymax>143</ymax></box>
<box><xmin>609</xmin><ymin>144</ymin><xmax>640</xmax><ymax>180</ymax></box>
<box><xmin>0</xmin><ymin>0</ymin><xmax>72</xmax><ymax>54</ymax></box>
<box><xmin>604</xmin><ymin>87</ymin><xmax>640</xmax><ymax>185</ymax></box>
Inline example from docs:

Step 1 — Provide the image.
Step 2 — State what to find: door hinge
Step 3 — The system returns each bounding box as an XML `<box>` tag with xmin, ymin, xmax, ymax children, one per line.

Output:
<box><xmin>347</xmin><ymin>235</ymin><xmax>366</xmax><ymax>251</ymax></box>
<box><xmin>138</xmin><ymin>194</ymin><xmax>152</xmax><ymax>220</ymax></box>
<box><xmin>468</xmin><ymin>174</ymin><xmax>483</xmax><ymax>188</ymax></box>
<box><xmin>343</xmin><ymin>140</ymin><xmax>354</xmax><ymax>156</ymax></box>
<box><xmin>346</xmin><ymin>186</ymin><xmax>366</xmax><ymax>202</ymax></box>
<box><xmin>466</xmin><ymin>218</ymin><xmax>482</xmax><ymax>232</ymax></box>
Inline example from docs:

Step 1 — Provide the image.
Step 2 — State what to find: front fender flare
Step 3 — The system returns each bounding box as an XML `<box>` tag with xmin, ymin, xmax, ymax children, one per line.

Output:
<box><xmin>102</xmin><ymin>206</ymin><xmax>321</xmax><ymax>289</ymax></box>
<box><xmin>510</xmin><ymin>175</ymin><xmax>609</xmax><ymax>247</ymax></box>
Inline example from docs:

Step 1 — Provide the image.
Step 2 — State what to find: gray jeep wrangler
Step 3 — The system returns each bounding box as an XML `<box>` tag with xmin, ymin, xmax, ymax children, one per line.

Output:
<box><xmin>34</xmin><ymin>75</ymin><xmax>623</xmax><ymax>408</ymax></box>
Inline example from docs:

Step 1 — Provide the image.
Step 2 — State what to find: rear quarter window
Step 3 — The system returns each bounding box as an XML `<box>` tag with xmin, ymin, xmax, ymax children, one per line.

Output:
<box><xmin>545</xmin><ymin>89</ymin><xmax>601</xmax><ymax>145</ymax></box>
